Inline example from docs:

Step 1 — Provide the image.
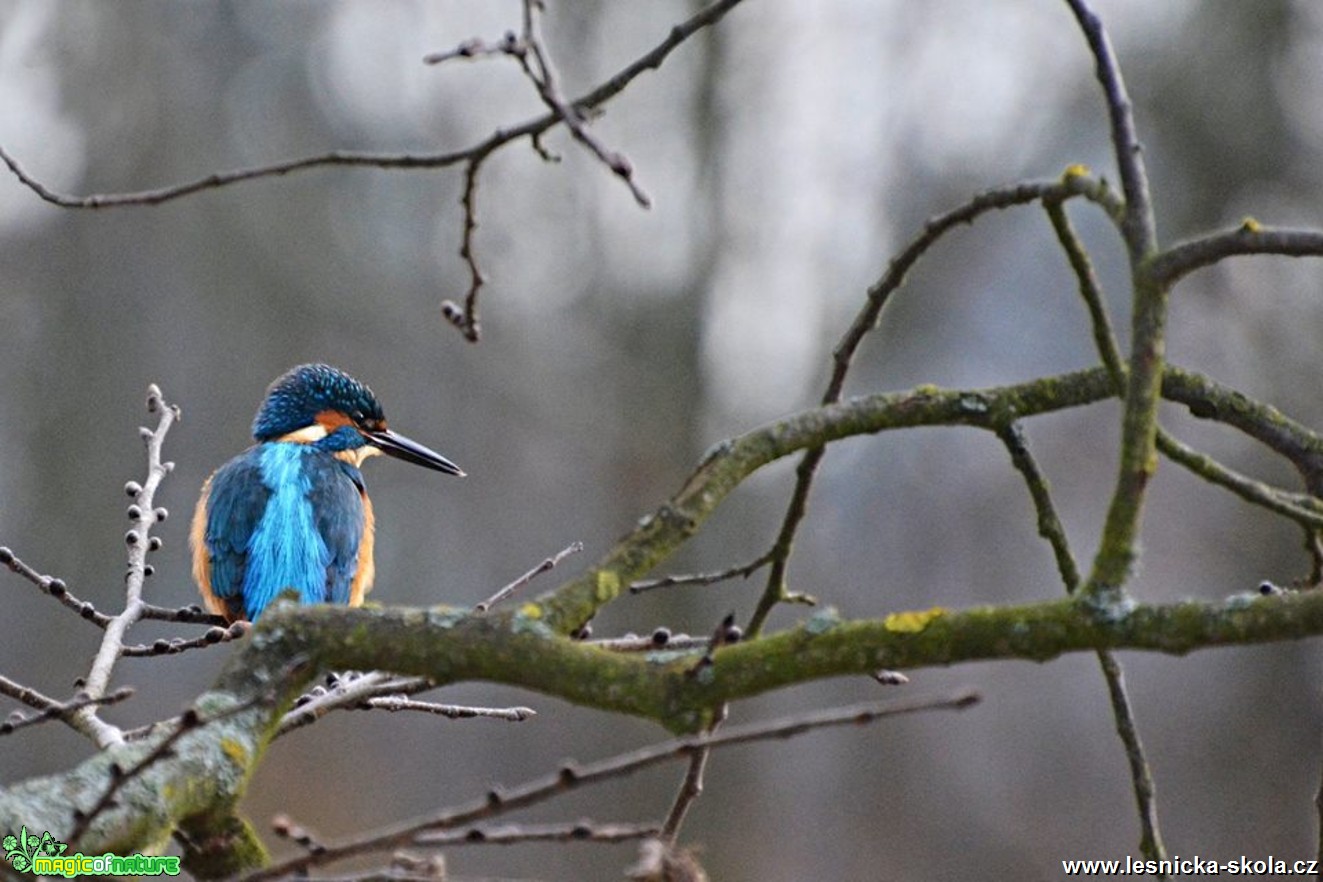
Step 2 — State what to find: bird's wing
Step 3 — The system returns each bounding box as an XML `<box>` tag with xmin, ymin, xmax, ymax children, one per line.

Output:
<box><xmin>307</xmin><ymin>457</ymin><xmax>366</xmax><ymax>605</ymax></box>
<box><xmin>199</xmin><ymin>449</ymin><xmax>271</xmax><ymax>613</ymax></box>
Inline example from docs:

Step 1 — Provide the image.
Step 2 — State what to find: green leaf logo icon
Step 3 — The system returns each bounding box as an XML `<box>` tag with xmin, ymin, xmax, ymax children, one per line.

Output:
<box><xmin>4</xmin><ymin>826</ymin><xmax>65</xmax><ymax>871</ymax></box>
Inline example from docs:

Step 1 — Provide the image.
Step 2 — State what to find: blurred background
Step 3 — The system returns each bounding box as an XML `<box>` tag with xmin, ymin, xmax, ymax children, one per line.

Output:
<box><xmin>3</xmin><ymin>1</ymin><xmax>1323</xmax><ymax>878</ymax></box>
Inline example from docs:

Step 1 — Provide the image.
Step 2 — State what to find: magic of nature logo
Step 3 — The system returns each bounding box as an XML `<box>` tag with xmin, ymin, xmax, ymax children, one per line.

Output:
<box><xmin>3</xmin><ymin>826</ymin><xmax>179</xmax><ymax>877</ymax></box>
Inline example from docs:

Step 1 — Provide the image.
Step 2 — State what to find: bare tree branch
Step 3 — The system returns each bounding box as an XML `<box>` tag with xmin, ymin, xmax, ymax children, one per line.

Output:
<box><xmin>0</xmin><ymin>548</ymin><xmax>112</xmax><ymax>628</ymax></box>
<box><xmin>68</xmin><ymin>386</ymin><xmax>180</xmax><ymax>748</ymax></box>
<box><xmin>0</xmin><ymin>680</ymin><xmax>133</xmax><ymax>737</ymax></box>
<box><xmin>995</xmin><ymin>421</ymin><xmax>1166</xmax><ymax>862</ymax></box>
<box><xmin>476</xmin><ymin>541</ymin><xmax>584</xmax><ymax>613</ymax></box>
<box><xmin>277</xmin><ymin>671</ymin><xmax>534</xmax><ymax>738</ymax></box>
<box><xmin>1150</xmin><ymin>223</ymin><xmax>1323</xmax><ymax>287</ymax></box>
<box><xmin>440</xmin><ymin>158</ymin><xmax>487</xmax><ymax>341</ymax></box>
<box><xmin>517</xmin><ymin>0</ymin><xmax>651</xmax><ymax>208</ymax></box>
<box><xmin>414</xmin><ymin>819</ymin><xmax>659</xmax><ymax>847</ymax></box>
<box><xmin>242</xmin><ymin>690</ymin><xmax>978</xmax><ymax>880</ymax></box>
<box><xmin>629</xmin><ymin>552</ymin><xmax>773</xmax><ymax>594</ymax></box>
<box><xmin>0</xmin><ymin>0</ymin><xmax>748</xmax><ymax>209</ymax></box>
<box><xmin>1062</xmin><ymin>0</ymin><xmax>1155</xmax><ymax>258</ymax></box>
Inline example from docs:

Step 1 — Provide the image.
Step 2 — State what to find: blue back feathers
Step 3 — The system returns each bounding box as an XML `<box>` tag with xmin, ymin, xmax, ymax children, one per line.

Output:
<box><xmin>202</xmin><ymin>443</ymin><xmax>366</xmax><ymax>621</ymax></box>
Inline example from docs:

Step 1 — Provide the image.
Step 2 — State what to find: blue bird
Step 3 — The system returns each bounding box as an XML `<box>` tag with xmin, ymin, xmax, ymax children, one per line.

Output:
<box><xmin>190</xmin><ymin>364</ymin><xmax>463</xmax><ymax>622</ymax></box>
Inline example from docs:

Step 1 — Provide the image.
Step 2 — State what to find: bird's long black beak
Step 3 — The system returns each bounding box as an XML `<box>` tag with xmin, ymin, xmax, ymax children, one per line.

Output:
<box><xmin>364</xmin><ymin>428</ymin><xmax>465</xmax><ymax>476</ymax></box>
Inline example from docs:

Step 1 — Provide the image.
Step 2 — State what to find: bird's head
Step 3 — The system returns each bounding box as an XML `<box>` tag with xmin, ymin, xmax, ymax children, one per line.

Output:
<box><xmin>253</xmin><ymin>364</ymin><xmax>464</xmax><ymax>475</ymax></box>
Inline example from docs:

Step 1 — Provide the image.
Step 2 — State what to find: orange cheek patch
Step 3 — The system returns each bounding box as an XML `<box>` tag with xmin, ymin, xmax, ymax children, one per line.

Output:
<box><xmin>316</xmin><ymin>410</ymin><xmax>354</xmax><ymax>431</ymax></box>
<box><xmin>282</xmin><ymin>410</ymin><xmax>358</xmax><ymax>445</ymax></box>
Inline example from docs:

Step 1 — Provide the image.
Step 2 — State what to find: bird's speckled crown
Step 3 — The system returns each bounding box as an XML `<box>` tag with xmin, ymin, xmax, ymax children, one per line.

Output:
<box><xmin>251</xmin><ymin>364</ymin><xmax>385</xmax><ymax>441</ymax></box>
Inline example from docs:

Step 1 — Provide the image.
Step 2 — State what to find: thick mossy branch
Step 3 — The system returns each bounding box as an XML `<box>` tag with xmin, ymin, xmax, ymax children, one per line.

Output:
<box><xmin>0</xmin><ymin>695</ymin><xmax>278</xmax><ymax>877</ymax></box>
<box><xmin>709</xmin><ymin>590</ymin><xmax>1323</xmax><ymax>704</ymax></box>
<box><xmin>1085</xmin><ymin>271</ymin><xmax>1170</xmax><ymax>598</ymax></box>
<box><xmin>6</xmin><ymin>587</ymin><xmax>1323</xmax><ymax>873</ymax></box>
<box><xmin>1065</xmin><ymin>0</ymin><xmax>1166</xmax><ymax>605</ymax></box>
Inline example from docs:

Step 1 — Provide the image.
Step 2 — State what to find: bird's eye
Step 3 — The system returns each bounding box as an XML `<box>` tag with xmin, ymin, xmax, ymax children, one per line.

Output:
<box><xmin>351</xmin><ymin>410</ymin><xmax>365</xmax><ymax>422</ymax></box>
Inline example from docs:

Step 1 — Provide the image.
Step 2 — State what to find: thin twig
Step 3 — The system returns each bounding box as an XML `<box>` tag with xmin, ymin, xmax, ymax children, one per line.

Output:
<box><xmin>518</xmin><ymin>0</ymin><xmax>651</xmax><ymax>208</ymax></box>
<box><xmin>138</xmin><ymin>602</ymin><xmax>231</xmax><ymax>626</ymax></box>
<box><xmin>476</xmin><ymin>541</ymin><xmax>584</xmax><ymax>613</ymax></box>
<box><xmin>1304</xmin><ymin>530</ymin><xmax>1323</xmax><ymax>588</ymax></box>
<box><xmin>441</xmin><ymin>158</ymin><xmax>487</xmax><ymax>342</ymax></box>
<box><xmin>1044</xmin><ymin>196</ymin><xmax>1126</xmax><ymax>385</ymax></box>
<box><xmin>1162</xmin><ymin>366</ymin><xmax>1323</xmax><ymax>496</ymax></box>
<box><xmin>1062</xmin><ymin>0</ymin><xmax>1155</xmax><ymax>259</ymax></box>
<box><xmin>660</xmin><ymin>705</ymin><xmax>725</xmax><ymax>841</ymax></box>
<box><xmin>362</xmin><ymin>696</ymin><xmax>536</xmax><ymax>722</ymax></box>
<box><xmin>279</xmin><ymin>671</ymin><xmax>427</xmax><ymax>736</ymax></box>
<box><xmin>747</xmin><ymin>447</ymin><xmax>823</xmax><ymax>638</ymax></box>
<box><xmin>278</xmin><ymin>670</ymin><xmax>534</xmax><ymax>735</ymax></box>
<box><xmin>1149</xmin><ymin>224</ymin><xmax>1323</xmax><ymax>287</ymax></box>
<box><xmin>120</xmin><ymin>621</ymin><xmax>249</xmax><ymax>658</ymax></box>
<box><xmin>423</xmin><ymin>33</ymin><xmax>522</xmax><ymax>66</ymax></box>
<box><xmin>1154</xmin><ymin>433</ymin><xmax>1323</xmax><ymax>528</ymax></box>
<box><xmin>995</xmin><ymin>419</ymin><xmax>1166</xmax><ymax>863</ymax></box>
<box><xmin>414</xmin><ymin>819</ymin><xmax>659</xmax><ymax>847</ymax></box>
<box><xmin>0</xmin><ymin>547</ymin><xmax>114</xmax><ymax>628</ymax></box>
<box><xmin>68</xmin><ymin>385</ymin><xmax>179</xmax><ymax>748</ymax></box>
<box><xmin>631</xmin><ymin>552</ymin><xmax>773</xmax><ymax>593</ymax></box>
<box><xmin>303</xmin><ymin>821</ymin><xmax>658</xmax><ymax>882</ymax></box>
<box><xmin>995</xmin><ymin>422</ymin><xmax>1081</xmax><ymax>590</ymax></box>
<box><xmin>273</xmin><ymin>820</ymin><xmax>655</xmax><ymax>882</ymax></box>
<box><xmin>686</xmin><ymin>612</ymin><xmax>742</xmax><ymax>679</ymax></box>
<box><xmin>1096</xmin><ymin>649</ymin><xmax>1166</xmax><ymax>862</ymax></box>
<box><xmin>272</xmin><ymin>814</ymin><xmax>328</xmax><ymax>855</ymax></box>
<box><xmin>0</xmin><ymin>679</ymin><xmax>134</xmax><ymax>736</ymax></box>
<box><xmin>242</xmin><ymin>690</ymin><xmax>979</xmax><ymax>880</ymax></box>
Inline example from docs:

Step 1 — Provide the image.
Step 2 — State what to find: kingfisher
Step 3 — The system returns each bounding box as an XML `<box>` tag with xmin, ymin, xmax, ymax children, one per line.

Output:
<box><xmin>190</xmin><ymin>364</ymin><xmax>463</xmax><ymax>623</ymax></box>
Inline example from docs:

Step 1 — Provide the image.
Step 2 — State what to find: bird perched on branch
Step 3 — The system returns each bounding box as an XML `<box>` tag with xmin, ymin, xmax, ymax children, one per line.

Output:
<box><xmin>190</xmin><ymin>364</ymin><xmax>463</xmax><ymax>622</ymax></box>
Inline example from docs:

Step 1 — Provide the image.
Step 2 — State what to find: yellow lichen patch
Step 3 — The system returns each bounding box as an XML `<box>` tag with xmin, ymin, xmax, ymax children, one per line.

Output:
<box><xmin>1240</xmin><ymin>216</ymin><xmax>1262</xmax><ymax>233</ymax></box>
<box><xmin>220</xmin><ymin>737</ymin><xmax>250</xmax><ymax>767</ymax></box>
<box><xmin>518</xmin><ymin>602</ymin><xmax>543</xmax><ymax>619</ymax></box>
<box><xmin>884</xmin><ymin>607</ymin><xmax>948</xmax><ymax>633</ymax></box>
<box><xmin>1062</xmin><ymin>163</ymin><xmax>1090</xmax><ymax>180</ymax></box>
<box><xmin>594</xmin><ymin>569</ymin><xmax>620</xmax><ymax>602</ymax></box>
